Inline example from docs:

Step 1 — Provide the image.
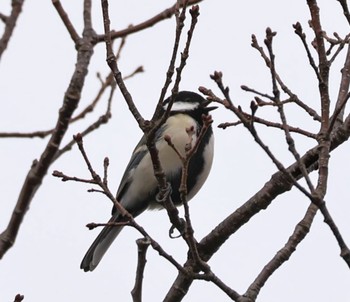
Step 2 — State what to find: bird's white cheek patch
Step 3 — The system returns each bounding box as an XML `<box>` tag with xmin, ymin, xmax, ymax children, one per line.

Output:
<box><xmin>164</xmin><ymin>101</ymin><xmax>199</xmax><ymax>112</ymax></box>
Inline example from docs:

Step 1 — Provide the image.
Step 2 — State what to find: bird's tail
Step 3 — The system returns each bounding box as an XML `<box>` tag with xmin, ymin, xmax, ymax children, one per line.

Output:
<box><xmin>80</xmin><ymin>214</ymin><xmax>124</xmax><ymax>272</ymax></box>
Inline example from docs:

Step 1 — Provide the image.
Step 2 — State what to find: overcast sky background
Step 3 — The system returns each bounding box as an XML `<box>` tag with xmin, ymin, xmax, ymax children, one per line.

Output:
<box><xmin>1</xmin><ymin>0</ymin><xmax>350</xmax><ymax>301</ymax></box>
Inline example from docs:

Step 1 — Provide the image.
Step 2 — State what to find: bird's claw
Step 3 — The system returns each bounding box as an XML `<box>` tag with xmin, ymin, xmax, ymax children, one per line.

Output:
<box><xmin>156</xmin><ymin>182</ymin><xmax>172</xmax><ymax>204</ymax></box>
<box><xmin>169</xmin><ymin>218</ymin><xmax>186</xmax><ymax>238</ymax></box>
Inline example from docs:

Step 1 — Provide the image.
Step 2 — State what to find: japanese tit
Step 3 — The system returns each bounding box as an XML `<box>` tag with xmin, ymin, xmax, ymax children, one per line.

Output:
<box><xmin>81</xmin><ymin>91</ymin><xmax>216</xmax><ymax>272</ymax></box>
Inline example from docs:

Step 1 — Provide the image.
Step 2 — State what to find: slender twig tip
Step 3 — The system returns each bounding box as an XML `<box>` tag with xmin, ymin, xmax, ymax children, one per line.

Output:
<box><xmin>86</xmin><ymin>223</ymin><xmax>97</xmax><ymax>230</ymax></box>
<box><xmin>73</xmin><ymin>133</ymin><xmax>83</xmax><ymax>142</ymax></box>
<box><xmin>210</xmin><ymin>71</ymin><xmax>223</xmax><ymax>81</ymax></box>
<box><xmin>14</xmin><ymin>294</ymin><xmax>24</xmax><ymax>302</ymax></box>
<box><xmin>52</xmin><ymin>170</ymin><xmax>64</xmax><ymax>177</ymax></box>
<box><xmin>250</xmin><ymin>101</ymin><xmax>258</xmax><ymax>116</ymax></box>
<box><xmin>190</xmin><ymin>5</ymin><xmax>200</xmax><ymax>17</ymax></box>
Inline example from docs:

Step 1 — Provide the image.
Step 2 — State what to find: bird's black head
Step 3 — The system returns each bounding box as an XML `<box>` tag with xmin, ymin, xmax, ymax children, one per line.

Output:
<box><xmin>163</xmin><ymin>91</ymin><xmax>217</xmax><ymax>122</ymax></box>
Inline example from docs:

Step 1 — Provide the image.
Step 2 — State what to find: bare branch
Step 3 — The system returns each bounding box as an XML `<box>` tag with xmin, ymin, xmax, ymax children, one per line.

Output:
<box><xmin>131</xmin><ymin>238</ymin><xmax>151</xmax><ymax>302</ymax></box>
<box><xmin>195</xmin><ymin>272</ymin><xmax>241</xmax><ymax>301</ymax></box>
<box><xmin>0</xmin><ymin>60</ymin><xmax>141</xmax><ymax>140</ymax></box>
<box><xmin>324</xmin><ymin>32</ymin><xmax>350</xmax><ymax>64</ymax></box>
<box><xmin>337</xmin><ymin>0</ymin><xmax>350</xmax><ymax>26</ymax></box>
<box><xmin>101</xmin><ymin>0</ymin><xmax>144</xmax><ymax>127</ymax></box>
<box><xmin>53</xmin><ymin>82</ymin><xmax>114</xmax><ymax>161</ymax></box>
<box><xmin>293</xmin><ymin>22</ymin><xmax>321</xmax><ymax>81</ymax></box>
<box><xmin>329</xmin><ymin>43</ymin><xmax>350</xmax><ymax>127</ymax></box>
<box><xmin>221</xmin><ymin>115</ymin><xmax>317</xmax><ymax>139</ymax></box>
<box><xmin>0</xmin><ymin>0</ymin><xmax>25</xmax><ymax>60</ymax></box>
<box><xmin>96</xmin><ymin>0</ymin><xmax>203</xmax><ymax>43</ymax></box>
<box><xmin>215</xmin><ymin>70</ymin><xmax>350</xmax><ymax>269</ymax></box>
<box><xmin>0</xmin><ymin>130</ymin><xmax>52</xmax><ymax>139</ymax></box>
<box><xmin>83</xmin><ymin>0</ymin><xmax>93</xmax><ymax>32</ymax></box>
<box><xmin>0</xmin><ymin>5</ymin><xmax>96</xmax><ymax>258</ymax></box>
<box><xmin>307</xmin><ymin>0</ymin><xmax>330</xmax><ymax>134</ymax></box>
<box><xmin>152</xmin><ymin>0</ymin><xmax>189</xmax><ymax>121</ymax></box>
<box><xmin>199</xmin><ymin>77</ymin><xmax>350</xmax><ymax>266</ymax></box>
<box><xmin>171</xmin><ymin>5</ymin><xmax>200</xmax><ymax>95</ymax></box>
<box><xmin>52</xmin><ymin>0</ymin><xmax>80</xmax><ymax>44</ymax></box>
<box><xmin>244</xmin><ymin>204</ymin><xmax>318</xmax><ymax>301</ymax></box>
<box><xmin>241</xmin><ymin>85</ymin><xmax>274</xmax><ymax>101</ymax></box>
<box><xmin>250</xmin><ymin>34</ymin><xmax>322</xmax><ymax>122</ymax></box>
<box><xmin>264</xmin><ymin>27</ymin><xmax>315</xmax><ymax>192</ymax></box>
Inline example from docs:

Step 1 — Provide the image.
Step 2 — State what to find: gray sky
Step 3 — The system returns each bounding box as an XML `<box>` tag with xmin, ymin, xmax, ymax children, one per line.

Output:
<box><xmin>1</xmin><ymin>0</ymin><xmax>350</xmax><ymax>301</ymax></box>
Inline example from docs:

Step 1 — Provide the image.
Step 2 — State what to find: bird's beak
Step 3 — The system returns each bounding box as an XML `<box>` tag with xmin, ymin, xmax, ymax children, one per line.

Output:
<box><xmin>202</xmin><ymin>99</ymin><xmax>218</xmax><ymax>112</ymax></box>
<box><xmin>206</xmin><ymin>105</ymin><xmax>218</xmax><ymax>112</ymax></box>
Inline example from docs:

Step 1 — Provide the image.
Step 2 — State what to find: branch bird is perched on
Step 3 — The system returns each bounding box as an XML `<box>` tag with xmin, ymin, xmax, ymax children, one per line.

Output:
<box><xmin>81</xmin><ymin>91</ymin><xmax>216</xmax><ymax>272</ymax></box>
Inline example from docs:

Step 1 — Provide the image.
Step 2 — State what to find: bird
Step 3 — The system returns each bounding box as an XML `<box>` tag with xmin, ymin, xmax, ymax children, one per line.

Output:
<box><xmin>81</xmin><ymin>91</ymin><xmax>216</xmax><ymax>272</ymax></box>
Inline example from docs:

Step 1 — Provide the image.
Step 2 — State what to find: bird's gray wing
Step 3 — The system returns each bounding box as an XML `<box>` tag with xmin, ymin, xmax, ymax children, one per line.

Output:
<box><xmin>115</xmin><ymin>126</ymin><xmax>166</xmax><ymax>204</ymax></box>
<box><xmin>115</xmin><ymin>134</ymin><xmax>148</xmax><ymax>203</ymax></box>
<box><xmin>81</xmin><ymin>136</ymin><xmax>149</xmax><ymax>272</ymax></box>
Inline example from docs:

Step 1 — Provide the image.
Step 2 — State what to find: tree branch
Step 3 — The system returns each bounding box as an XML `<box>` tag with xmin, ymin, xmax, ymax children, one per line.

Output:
<box><xmin>0</xmin><ymin>5</ymin><xmax>96</xmax><ymax>258</ymax></box>
<box><xmin>131</xmin><ymin>238</ymin><xmax>151</xmax><ymax>302</ymax></box>
<box><xmin>0</xmin><ymin>0</ymin><xmax>25</xmax><ymax>60</ymax></box>
<box><xmin>52</xmin><ymin>0</ymin><xmax>80</xmax><ymax>44</ymax></box>
<box><xmin>96</xmin><ymin>0</ymin><xmax>203</xmax><ymax>43</ymax></box>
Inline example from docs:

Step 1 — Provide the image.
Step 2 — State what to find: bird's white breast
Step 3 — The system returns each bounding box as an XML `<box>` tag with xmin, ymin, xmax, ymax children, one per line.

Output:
<box><xmin>159</xmin><ymin>113</ymin><xmax>198</xmax><ymax>170</ymax></box>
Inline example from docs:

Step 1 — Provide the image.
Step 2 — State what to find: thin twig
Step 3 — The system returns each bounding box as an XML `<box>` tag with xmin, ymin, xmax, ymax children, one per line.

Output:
<box><xmin>264</xmin><ymin>27</ymin><xmax>315</xmax><ymax>192</ymax></box>
<box><xmin>152</xmin><ymin>0</ymin><xmax>187</xmax><ymax>121</ymax></box>
<box><xmin>0</xmin><ymin>7</ymin><xmax>96</xmax><ymax>258</ymax></box>
<box><xmin>52</xmin><ymin>170</ymin><xmax>97</xmax><ymax>184</ymax></box>
<box><xmin>213</xmin><ymin>84</ymin><xmax>350</xmax><ymax>269</ymax></box>
<box><xmin>0</xmin><ymin>63</ymin><xmax>141</xmax><ymax>140</ymax></box>
<box><xmin>218</xmin><ymin>115</ymin><xmax>317</xmax><ymax>138</ymax></box>
<box><xmin>195</xmin><ymin>270</ymin><xmax>241</xmax><ymax>301</ymax></box>
<box><xmin>0</xmin><ymin>0</ymin><xmax>25</xmax><ymax>60</ymax></box>
<box><xmin>52</xmin><ymin>0</ymin><xmax>80</xmax><ymax>44</ymax></box>
<box><xmin>0</xmin><ymin>130</ymin><xmax>52</xmax><ymax>138</ymax></box>
<box><xmin>244</xmin><ymin>204</ymin><xmax>318</xmax><ymax>301</ymax></box>
<box><xmin>337</xmin><ymin>0</ymin><xmax>350</xmax><ymax>26</ymax></box>
<box><xmin>328</xmin><ymin>92</ymin><xmax>350</xmax><ymax>135</ymax></box>
<box><xmin>96</xmin><ymin>0</ymin><xmax>203</xmax><ymax>43</ymax></box>
<box><xmin>206</xmin><ymin>74</ymin><xmax>350</xmax><ymax>269</ymax></box>
<box><xmin>103</xmin><ymin>157</ymin><xmax>109</xmax><ymax>186</ymax></box>
<box><xmin>250</xmin><ymin>35</ymin><xmax>322</xmax><ymax>122</ymax></box>
<box><xmin>171</xmin><ymin>4</ymin><xmax>200</xmax><ymax>95</ymax></box>
<box><xmin>293</xmin><ymin>22</ymin><xmax>321</xmax><ymax>81</ymax></box>
<box><xmin>329</xmin><ymin>43</ymin><xmax>350</xmax><ymax>128</ymax></box>
<box><xmin>101</xmin><ymin>0</ymin><xmax>144</xmax><ymax>127</ymax></box>
<box><xmin>241</xmin><ymin>85</ymin><xmax>274</xmax><ymax>101</ymax></box>
<box><xmin>53</xmin><ymin>82</ymin><xmax>114</xmax><ymax>161</ymax></box>
<box><xmin>325</xmin><ymin>33</ymin><xmax>350</xmax><ymax>64</ymax></box>
<box><xmin>131</xmin><ymin>238</ymin><xmax>151</xmax><ymax>302</ymax></box>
